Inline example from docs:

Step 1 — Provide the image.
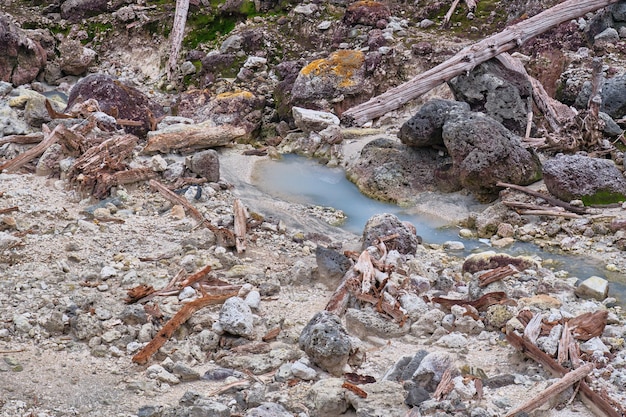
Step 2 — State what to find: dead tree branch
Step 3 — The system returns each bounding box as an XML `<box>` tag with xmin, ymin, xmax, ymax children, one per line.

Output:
<box><xmin>167</xmin><ymin>0</ymin><xmax>190</xmax><ymax>82</ymax></box>
<box><xmin>342</xmin><ymin>0</ymin><xmax>620</xmax><ymax>126</ymax></box>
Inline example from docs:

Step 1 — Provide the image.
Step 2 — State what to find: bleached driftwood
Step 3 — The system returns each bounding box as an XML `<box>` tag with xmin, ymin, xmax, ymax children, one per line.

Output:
<box><xmin>503</xmin><ymin>363</ymin><xmax>594</xmax><ymax>417</ymax></box>
<box><xmin>143</xmin><ymin>121</ymin><xmax>250</xmax><ymax>154</ymax></box>
<box><xmin>342</xmin><ymin>0</ymin><xmax>621</xmax><ymax>126</ymax></box>
<box><xmin>167</xmin><ymin>0</ymin><xmax>190</xmax><ymax>82</ymax></box>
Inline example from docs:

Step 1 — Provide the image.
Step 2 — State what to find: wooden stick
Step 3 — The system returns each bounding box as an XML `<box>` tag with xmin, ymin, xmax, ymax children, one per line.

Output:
<box><xmin>504</xmin><ymin>363</ymin><xmax>593</xmax><ymax>417</ymax></box>
<box><xmin>132</xmin><ymin>292</ymin><xmax>237</xmax><ymax>364</ymax></box>
<box><xmin>0</xmin><ymin>132</ymin><xmax>44</xmax><ymax>145</ymax></box>
<box><xmin>342</xmin><ymin>0</ymin><xmax>620</xmax><ymax>126</ymax></box>
<box><xmin>442</xmin><ymin>0</ymin><xmax>461</xmax><ymax>27</ymax></box>
<box><xmin>149</xmin><ymin>179</ymin><xmax>217</xmax><ymax>232</ymax></box>
<box><xmin>518</xmin><ymin>209</ymin><xmax>581</xmax><ymax>219</ymax></box>
<box><xmin>497</xmin><ymin>181</ymin><xmax>588</xmax><ymax>214</ymax></box>
<box><xmin>506</xmin><ymin>330</ymin><xmax>621</xmax><ymax>417</ymax></box>
<box><xmin>0</xmin><ymin>206</ymin><xmax>19</xmax><ymax>215</ymax></box>
<box><xmin>0</xmin><ymin>124</ymin><xmax>63</xmax><ymax>173</ymax></box>
<box><xmin>233</xmin><ymin>199</ymin><xmax>247</xmax><ymax>254</ymax></box>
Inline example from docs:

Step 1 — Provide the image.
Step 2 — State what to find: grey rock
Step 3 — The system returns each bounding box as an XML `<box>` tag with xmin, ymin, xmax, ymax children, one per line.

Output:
<box><xmin>346</xmin><ymin>137</ymin><xmax>458</xmax><ymax>204</ymax></box>
<box><xmin>189</xmin><ymin>149</ymin><xmax>220</xmax><ymax>182</ymax></box>
<box><xmin>595</xmin><ymin>27</ymin><xmax>620</xmax><ymax>43</ymax></box>
<box><xmin>315</xmin><ymin>246</ymin><xmax>352</xmax><ymax>289</ymax></box>
<box><xmin>398</xmin><ymin>99</ymin><xmax>469</xmax><ymax>147</ymax></box>
<box><xmin>345</xmin><ymin>380</ymin><xmax>407</xmax><ymax>417</ymax></box>
<box><xmin>291</xmin><ymin>360</ymin><xmax>317</xmax><ymax>380</ymax></box>
<box><xmin>436</xmin><ymin>332</ymin><xmax>469</xmax><ymax>348</ymax></box>
<box><xmin>362</xmin><ymin>213</ymin><xmax>419</xmax><ymax>255</ymax></box>
<box><xmin>13</xmin><ymin>314</ymin><xmax>32</xmax><ymax>334</ymax></box>
<box><xmin>412</xmin><ymin>351</ymin><xmax>454</xmax><ymax>391</ymax></box>
<box><xmin>543</xmin><ymin>153</ymin><xmax>626</xmax><ymax>205</ymax></box>
<box><xmin>172</xmin><ymin>362</ymin><xmax>201</xmax><ymax>382</ymax></box>
<box><xmin>245</xmin><ymin>402</ymin><xmax>293</xmax><ymax>417</ymax></box>
<box><xmin>442</xmin><ymin>110</ymin><xmax>542</xmax><ymax>202</ymax></box>
<box><xmin>599</xmin><ymin>111</ymin><xmax>623</xmax><ymax>136</ymax></box>
<box><xmin>70</xmin><ymin>314</ymin><xmax>103</xmax><ymax>340</ymax></box>
<box><xmin>448</xmin><ymin>60</ymin><xmax>532</xmax><ymax>136</ymax></box>
<box><xmin>309</xmin><ymin>378</ymin><xmax>350</xmax><ymax>416</ymax></box>
<box><xmin>345</xmin><ymin>308</ymin><xmax>410</xmax><ymax>339</ymax></box>
<box><xmin>119</xmin><ymin>304</ymin><xmax>149</xmax><ymax>325</ymax></box>
<box><xmin>218</xmin><ymin>296</ymin><xmax>254</xmax><ymax>338</ymax></box>
<box><xmin>404</xmin><ymin>383</ymin><xmax>430</xmax><ymax>407</ymax></box>
<box><xmin>299</xmin><ymin>311</ymin><xmax>351</xmax><ymax>376</ymax></box>
<box><xmin>147</xmin><ymin>364</ymin><xmax>180</xmax><ymax>385</ymax></box>
<box><xmin>190</xmin><ymin>399</ymin><xmax>230</xmax><ymax>416</ymax></box>
<box><xmin>383</xmin><ymin>350</ymin><xmax>429</xmax><ymax>382</ymax></box>
<box><xmin>58</xmin><ymin>39</ymin><xmax>96</xmax><ymax>76</ymax></box>
<box><xmin>576</xmin><ymin>73</ymin><xmax>626</xmax><ymax>118</ymax></box>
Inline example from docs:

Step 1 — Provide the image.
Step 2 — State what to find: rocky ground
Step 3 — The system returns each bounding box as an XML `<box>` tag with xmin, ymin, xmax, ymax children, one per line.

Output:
<box><xmin>2</xmin><ymin>0</ymin><xmax>626</xmax><ymax>416</ymax></box>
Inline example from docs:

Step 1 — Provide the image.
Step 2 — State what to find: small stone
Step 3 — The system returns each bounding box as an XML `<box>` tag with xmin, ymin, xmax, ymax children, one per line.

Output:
<box><xmin>291</xmin><ymin>360</ymin><xmax>317</xmax><ymax>380</ymax></box>
<box><xmin>172</xmin><ymin>361</ymin><xmax>201</xmax><ymax>381</ymax></box>
<box><xmin>218</xmin><ymin>296</ymin><xmax>254</xmax><ymax>338</ymax></box>
<box><xmin>436</xmin><ymin>332</ymin><xmax>468</xmax><ymax>348</ymax></box>
<box><xmin>94</xmin><ymin>307</ymin><xmax>112</xmax><ymax>320</ymax></box>
<box><xmin>458</xmin><ymin>228</ymin><xmax>474</xmax><ymax>238</ymax></box>
<box><xmin>147</xmin><ymin>364</ymin><xmax>180</xmax><ymax>385</ymax></box>
<box><xmin>100</xmin><ymin>266</ymin><xmax>118</xmax><ymax>280</ymax></box>
<box><xmin>575</xmin><ymin>276</ymin><xmax>609</xmax><ymax>301</ymax></box>
<box><xmin>299</xmin><ymin>311</ymin><xmax>351</xmax><ymax>376</ymax></box>
<box><xmin>178</xmin><ymin>286</ymin><xmax>197</xmax><ymax>300</ymax></box>
<box><xmin>244</xmin><ymin>290</ymin><xmax>261</xmax><ymax>310</ymax></box>
<box><xmin>443</xmin><ymin>241</ymin><xmax>465</xmax><ymax>251</ymax></box>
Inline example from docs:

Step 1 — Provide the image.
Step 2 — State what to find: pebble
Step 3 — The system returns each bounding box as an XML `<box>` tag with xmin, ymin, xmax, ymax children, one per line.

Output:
<box><xmin>100</xmin><ymin>266</ymin><xmax>118</xmax><ymax>280</ymax></box>
<box><xmin>291</xmin><ymin>359</ymin><xmax>317</xmax><ymax>380</ymax></box>
<box><xmin>218</xmin><ymin>296</ymin><xmax>254</xmax><ymax>338</ymax></box>
<box><xmin>178</xmin><ymin>286</ymin><xmax>196</xmax><ymax>300</ymax></box>
<box><xmin>443</xmin><ymin>241</ymin><xmax>465</xmax><ymax>250</ymax></box>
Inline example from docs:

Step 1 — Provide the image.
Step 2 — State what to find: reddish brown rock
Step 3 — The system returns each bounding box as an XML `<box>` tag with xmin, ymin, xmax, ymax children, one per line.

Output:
<box><xmin>65</xmin><ymin>74</ymin><xmax>164</xmax><ymax>138</ymax></box>
<box><xmin>0</xmin><ymin>16</ymin><xmax>47</xmax><ymax>86</ymax></box>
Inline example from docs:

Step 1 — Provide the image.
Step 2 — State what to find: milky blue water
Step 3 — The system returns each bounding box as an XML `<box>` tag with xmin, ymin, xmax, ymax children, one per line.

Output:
<box><xmin>252</xmin><ymin>154</ymin><xmax>625</xmax><ymax>304</ymax></box>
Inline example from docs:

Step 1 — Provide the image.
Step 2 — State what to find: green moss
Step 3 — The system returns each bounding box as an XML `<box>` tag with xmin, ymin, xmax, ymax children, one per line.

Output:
<box><xmin>183</xmin><ymin>13</ymin><xmax>237</xmax><ymax>48</ymax></box>
<box><xmin>84</xmin><ymin>22</ymin><xmax>113</xmax><ymax>45</ymax></box>
<box><xmin>581</xmin><ymin>190</ymin><xmax>626</xmax><ymax>206</ymax></box>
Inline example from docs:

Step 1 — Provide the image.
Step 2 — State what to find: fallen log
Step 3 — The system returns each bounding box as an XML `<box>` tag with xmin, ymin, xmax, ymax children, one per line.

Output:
<box><xmin>132</xmin><ymin>292</ymin><xmax>237</xmax><ymax>364</ymax></box>
<box><xmin>342</xmin><ymin>0</ymin><xmax>620</xmax><ymax>126</ymax></box>
<box><xmin>506</xmin><ymin>330</ymin><xmax>622</xmax><ymax>417</ymax></box>
<box><xmin>504</xmin><ymin>363</ymin><xmax>593</xmax><ymax>417</ymax></box>
<box><xmin>142</xmin><ymin>121</ymin><xmax>250</xmax><ymax>154</ymax></box>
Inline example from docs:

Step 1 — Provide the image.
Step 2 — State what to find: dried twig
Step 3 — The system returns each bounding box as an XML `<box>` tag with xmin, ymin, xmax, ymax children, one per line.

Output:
<box><xmin>497</xmin><ymin>182</ymin><xmax>588</xmax><ymax>215</ymax></box>
<box><xmin>132</xmin><ymin>292</ymin><xmax>237</xmax><ymax>364</ymax></box>
<box><xmin>0</xmin><ymin>206</ymin><xmax>19</xmax><ymax>215</ymax></box>
<box><xmin>434</xmin><ymin>367</ymin><xmax>455</xmax><ymax>400</ymax></box>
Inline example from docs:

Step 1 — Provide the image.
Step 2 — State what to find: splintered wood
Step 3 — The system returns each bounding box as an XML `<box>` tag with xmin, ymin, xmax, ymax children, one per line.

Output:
<box><xmin>132</xmin><ymin>292</ymin><xmax>237</xmax><ymax>365</ymax></box>
<box><xmin>326</xmin><ymin>238</ymin><xmax>407</xmax><ymax>325</ymax></box>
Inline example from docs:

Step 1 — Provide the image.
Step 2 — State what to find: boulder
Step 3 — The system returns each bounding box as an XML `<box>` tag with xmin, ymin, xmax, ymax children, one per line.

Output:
<box><xmin>448</xmin><ymin>60</ymin><xmax>532</xmax><ymax>136</ymax></box>
<box><xmin>346</xmin><ymin>137</ymin><xmax>458</xmax><ymax>204</ymax></box>
<box><xmin>65</xmin><ymin>74</ymin><xmax>164</xmax><ymax>138</ymax></box>
<box><xmin>191</xmin><ymin>90</ymin><xmax>265</xmax><ymax>137</ymax></box>
<box><xmin>442</xmin><ymin>110</ymin><xmax>542</xmax><ymax>202</ymax></box>
<box><xmin>291</xmin><ymin>50</ymin><xmax>373</xmax><ymax>114</ymax></box>
<box><xmin>188</xmin><ymin>150</ymin><xmax>220</xmax><ymax>182</ymax></box>
<box><xmin>58</xmin><ymin>39</ymin><xmax>96</xmax><ymax>76</ymax></box>
<box><xmin>298</xmin><ymin>311</ymin><xmax>351</xmax><ymax>376</ymax></box>
<box><xmin>542</xmin><ymin>153</ymin><xmax>626</xmax><ymax>205</ymax></box>
<box><xmin>575</xmin><ymin>73</ymin><xmax>626</xmax><ymax>118</ymax></box>
<box><xmin>361</xmin><ymin>213</ymin><xmax>419</xmax><ymax>255</ymax></box>
<box><xmin>398</xmin><ymin>99</ymin><xmax>470</xmax><ymax>148</ymax></box>
<box><xmin>315</xmin><ymin>246</ymin><xmax>352</xmax><ymax>289</ymax></box>
<box><xmin>0</xmin><ymin>15</ymin><xmax>47</xmax><ymax>86</ymax></box>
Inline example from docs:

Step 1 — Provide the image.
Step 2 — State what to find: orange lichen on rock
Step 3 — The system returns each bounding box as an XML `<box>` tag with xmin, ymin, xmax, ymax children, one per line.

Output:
<box><xmin>215</xmin><ymin>90</ymin><xmax>255</xmax><ymax>100</ymax></box>
<box><xmin>300</xmin><ymin>50</ymin><xmax>365</xmax><ymax>88</ymax></box>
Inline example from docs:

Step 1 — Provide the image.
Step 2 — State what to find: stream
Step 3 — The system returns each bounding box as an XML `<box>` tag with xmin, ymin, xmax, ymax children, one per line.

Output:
<box><xmin>249</xmin><ymin>154</ymin><xmax>626</xmax><ymax>304</ymax></box>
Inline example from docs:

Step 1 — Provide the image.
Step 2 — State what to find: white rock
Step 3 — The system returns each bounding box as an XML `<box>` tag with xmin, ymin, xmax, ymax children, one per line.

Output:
<box><xmin>575</xmin><ymin>276</ymin><xmax>609</xmax><ymax>301</ymax></box>
<box><xmin>292</xmin><ymin>107</ymin><xmax>339</xmax><ymax>133</ymax></box>
<box><xmin>291</xmin><ymin>360</ymin><xmax>317</xmax><ymax>380</ymax></box>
